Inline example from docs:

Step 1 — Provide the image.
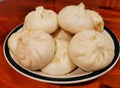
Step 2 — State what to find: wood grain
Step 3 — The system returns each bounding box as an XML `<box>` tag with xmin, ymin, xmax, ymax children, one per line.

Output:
<box><xmin>0</xmin><ymin>0</ymin><xmax>120</xmax><ymax>88</ymax></box>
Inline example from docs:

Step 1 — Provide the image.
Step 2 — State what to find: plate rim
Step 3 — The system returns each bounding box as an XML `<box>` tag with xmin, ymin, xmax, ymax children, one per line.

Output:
<box><xmin>3</xmin><ymin>24</ymin><xmax>120</xmax><ymax>84</ymax></box>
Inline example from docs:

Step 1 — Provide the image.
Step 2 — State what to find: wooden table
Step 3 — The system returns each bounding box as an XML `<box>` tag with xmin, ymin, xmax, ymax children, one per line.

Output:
<box><xmin>0</xmin><ymin>0</ymin><xmax>120</xmax><ymax>88</ymax></box>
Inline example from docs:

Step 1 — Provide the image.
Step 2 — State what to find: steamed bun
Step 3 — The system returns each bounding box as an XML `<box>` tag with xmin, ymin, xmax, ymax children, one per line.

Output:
<box><xmin>8</xmin><ymin>28</ymin><xmax>24</xmax><ymax>54</ymax></box>
<box><xmin>69</xmin><ymin>30</ymin><xmax>114</xmax><ymax>72</ymax></box>
<box><xmin>8</xmin><ymin>30</ymin><xmax>55</xmax><ymax>70</ymax></box>
<box><xmin>86</xmin><ymin>10</ymin><xmax>104</xmax><ymax>32</ymax></box>
<box><xmin>42</xmin><ymin>29</ymin><xmax>76</xmax><ymax>75</ymax></box>
<box><xmin>23</xmin><ymin>6</ymin><xmax>58</xmax><ymax>34</ymax></box>
<box><xmin>58</xmin><ymin>3</ymin><xmax>94</xmax><ymax>34</ymax></box>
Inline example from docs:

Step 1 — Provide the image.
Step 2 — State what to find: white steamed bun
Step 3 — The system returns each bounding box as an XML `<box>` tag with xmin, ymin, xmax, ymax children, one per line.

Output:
<box><xmin>8</xmin><ymin>30</ymin><xmax>55</xmax><ymax>70</ymax></box>
<box><xmin>8</xmin><ymin>28</ymin><xmax>24</xmax><ymax>54</ymax></box>
<box><xmin>58</xmin><ymin>3</ymin><xmax>94</xmax><ymax>34</ymax></box>
<box><xmin>42</xmin><ymin>29</ymin><xmax>76</xmax><ymax>75</ymax></box>
<box><xmin>23</xmin><ymin>6</ymin><xmax>58</xmax><ymax>34</ymax></box>
<box><xmin>86</xmin><ymin>9</ymin><xmax>104</xmax><ymax>32</ymax></box>
<box><xmin>69</xmin><ymin>30</ymin><xmax>114</xmax><ymax>72</ymax></box>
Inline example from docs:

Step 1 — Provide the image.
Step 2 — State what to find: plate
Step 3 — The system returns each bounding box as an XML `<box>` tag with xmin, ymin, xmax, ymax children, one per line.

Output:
<box><xmin>3</xmin><ymin>24</ymin><xmax>120</xmax><ymax>84</ymax></box>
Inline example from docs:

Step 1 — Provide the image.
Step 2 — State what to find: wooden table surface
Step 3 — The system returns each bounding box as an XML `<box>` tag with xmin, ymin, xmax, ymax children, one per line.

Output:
<box><xmin>0</xmin><ymin>0</ymin><xmax>120</xmax><ymax>88</ymax></box>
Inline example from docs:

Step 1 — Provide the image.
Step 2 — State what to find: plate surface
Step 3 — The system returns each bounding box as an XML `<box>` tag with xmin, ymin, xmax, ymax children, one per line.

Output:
<box><xmin>3</xmin><ymin>24</ymin><xmax>120</xmax><ymax>84</ymax></box>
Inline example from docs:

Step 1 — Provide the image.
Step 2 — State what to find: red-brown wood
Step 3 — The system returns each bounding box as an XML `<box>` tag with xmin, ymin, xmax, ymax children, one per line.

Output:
<box><xmin>0</xmin><ymin>0</ymin><xmax>120</xmax><ymax>88</ymax></box>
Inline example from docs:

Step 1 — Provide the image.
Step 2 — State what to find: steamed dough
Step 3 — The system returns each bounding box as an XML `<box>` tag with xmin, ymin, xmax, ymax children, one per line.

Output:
<box><xmin>58</xmin><ymin>3</ymin><xmax>104</xmax><ymax>34</ymax></box>
<box><xmin>41</xmin><ymin>29</ymin><xmax>76</xmax><ymax>75</ymax></box>
<box><xmin>69</xmin><ymin>30</ymin><xmax>114</xmax><ymax>72</ymax></box>
<box><xmin>8</xmin><ymin>28</ymin><xmax>24</xmax><ymax>54</ymax></box>
<box><xmin>23</xmin><ymin>6</ymin><xmax>58</xmax><ymax>34</ymax></box>
<box><xmin>86</xmin><ymin>10</ymin><xmax>104</xmax><ymax>32</ymax></box>
<box><xmin>8</xmin><ymin>30</ymin><xmax>55</xmax><ymax>70</ymax></box>
<box><xmin>8</xmin><ymin>4</ymin><xmax>114</xmax><ymax>76</ymax></box>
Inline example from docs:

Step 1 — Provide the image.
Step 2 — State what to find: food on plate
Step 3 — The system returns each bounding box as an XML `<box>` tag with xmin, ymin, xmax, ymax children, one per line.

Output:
<box><xmin>58</xmin><ymin>3</ymin><xmax>104</xmax><ymax>34</ymax></box>
<box><xmin>69</xmin><ymin>30</ymin><xmax>114</xmax><ymax>72</ymax></box>
<box><xmin>7</xmin><ymin>3</ymin><xmax>114</xmax><ymax>76</ymax></box>
<box><xmin>42</xmin><ymin>29</ymin><xmax>76</xmax><ymax>75</ymax></box>
<box><xmin>8</xmin><ymin>30</ymin><xmax>55</xmax><ymax>70</ymax></box>
<box><xmin>23</xmin><ymin>6</ymin><xmax>58</xmax><ymax>34</ymax></box>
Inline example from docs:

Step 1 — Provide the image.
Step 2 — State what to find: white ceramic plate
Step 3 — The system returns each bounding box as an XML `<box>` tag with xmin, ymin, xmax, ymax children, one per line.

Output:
<box><xmin>3</xmin><ymin>24</ymin><xmax>120</xmax><ymax>84</ymax></box>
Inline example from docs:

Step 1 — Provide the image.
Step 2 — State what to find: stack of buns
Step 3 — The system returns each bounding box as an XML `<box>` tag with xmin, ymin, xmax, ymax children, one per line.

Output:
<box><xmin>8</xmin><ymin>3</ymin><xmax>114</xmax><ymax>76</ymax></box>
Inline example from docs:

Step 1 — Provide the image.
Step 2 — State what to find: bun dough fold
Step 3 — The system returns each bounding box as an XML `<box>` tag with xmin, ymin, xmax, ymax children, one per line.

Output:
<box><xmin>23</xmin><ymin>6</ymin><xmax>58</xmax><ymax>34</ymax></box>
<box><xmin>42</xmin><ymin>29</ymin><xmax>76</xmax><ymax>75</ymax></box>
<box><xmin>8</xmin><ymin>30</ymin><xmax>55</xmax><ymax>70</ymax></box>
<box><xmin>69</xmin><ymin>30</ymin><xmax>114</xmax><ymax>72</ymax></box>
